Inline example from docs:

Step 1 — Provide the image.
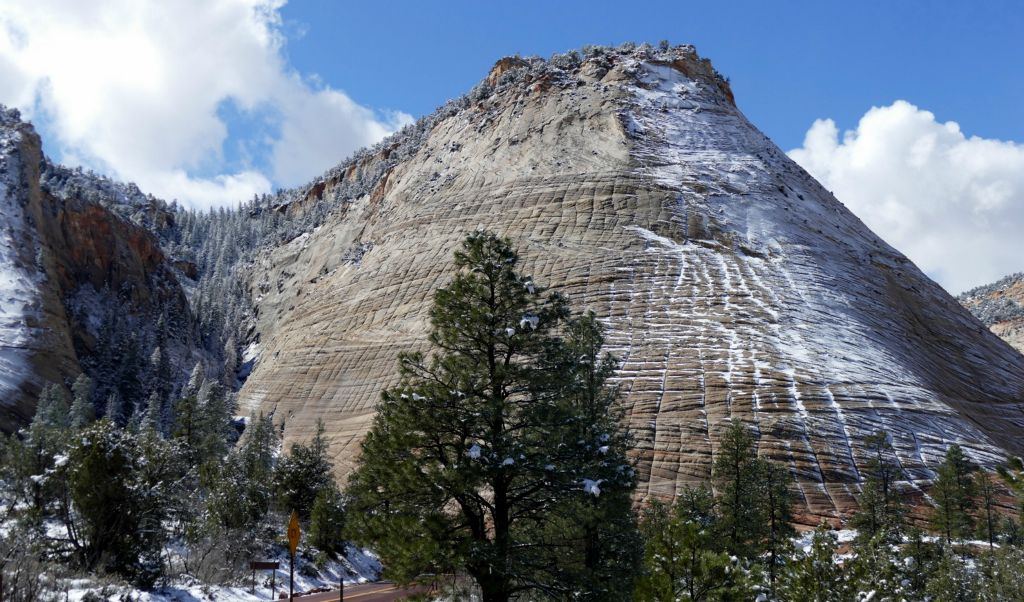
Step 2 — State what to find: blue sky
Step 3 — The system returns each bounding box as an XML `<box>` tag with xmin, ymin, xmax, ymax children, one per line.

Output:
<box><xmin>278</xmin><ymin>0</ymin><xmax>1022</xmax><ymax>151</ymax></box>
<box><xmin>1</xmin><ymin>0</ymin><xmax>1023</xmax><ymax>292</ymax></box>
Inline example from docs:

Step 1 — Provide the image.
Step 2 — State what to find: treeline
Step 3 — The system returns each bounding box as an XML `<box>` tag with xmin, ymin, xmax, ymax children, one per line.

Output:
<box><xmin>0</xmin><ymin>370</ymin><xmax>345</xmax><ymax>599</ymax></box>
<box><xmin>635</xmin><ymin>426</ymin><xmax>1024</xmax><ymax>601</ymax></box>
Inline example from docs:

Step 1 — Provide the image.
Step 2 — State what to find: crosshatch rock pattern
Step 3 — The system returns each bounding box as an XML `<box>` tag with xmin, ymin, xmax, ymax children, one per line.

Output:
<box><xmin>238</xmin><ymin>48</ymin><xmax>1024</xmax><ymax>522</ymax></box>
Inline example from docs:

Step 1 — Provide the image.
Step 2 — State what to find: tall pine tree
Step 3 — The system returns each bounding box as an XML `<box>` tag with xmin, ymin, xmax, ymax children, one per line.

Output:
<box><xmin>347</xmin><ymin>231</ymin><xmax>639</xmax><ymax>602</ymax></box>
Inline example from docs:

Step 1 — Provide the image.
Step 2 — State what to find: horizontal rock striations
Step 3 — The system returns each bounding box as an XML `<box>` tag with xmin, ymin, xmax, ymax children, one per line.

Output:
<box><xmin>236</xmin><ymin>46</ymin><xmax>1024</xmax><ymax>522</ymax></box>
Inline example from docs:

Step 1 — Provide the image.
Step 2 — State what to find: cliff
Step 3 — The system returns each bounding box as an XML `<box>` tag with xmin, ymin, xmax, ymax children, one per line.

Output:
<box><xmin>0</xmin><ymin>108</ymin><xmax>193</xmax><ymax>428</ymax></box>
<box><xmin>231</xmin><ymin>45</ymin><xmax>1024</xmax><ymax>522</ymax></box>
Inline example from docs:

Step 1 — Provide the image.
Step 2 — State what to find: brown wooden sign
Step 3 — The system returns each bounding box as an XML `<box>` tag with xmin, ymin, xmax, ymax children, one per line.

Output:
<box><xmin>249</xmin><ymin>559</ymin><xmax>279</xmax><ymax>596</ymax></box>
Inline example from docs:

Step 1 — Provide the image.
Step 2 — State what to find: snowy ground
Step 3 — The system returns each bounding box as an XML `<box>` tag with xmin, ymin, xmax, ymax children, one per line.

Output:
<box><xmin>60</xmin><ymin>543</ymin><xmax>381</xmax><ymax>601</ymax></box>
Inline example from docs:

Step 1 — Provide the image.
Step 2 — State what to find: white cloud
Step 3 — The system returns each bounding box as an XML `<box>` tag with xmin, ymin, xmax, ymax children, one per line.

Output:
<box><xmin>789</xmin><ymin>100</ymin><xmax>1024</xmax><ymax>294</ymax></box>
<box><xmin>0</xmin><ymin>0</ymin><xmax>410</xmax><ymax>208</ymax></box>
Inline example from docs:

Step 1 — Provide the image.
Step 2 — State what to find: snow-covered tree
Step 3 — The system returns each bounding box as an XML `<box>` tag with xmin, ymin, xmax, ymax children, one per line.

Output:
<box><xmin>69</xmin><ymin>374</ymin><xmax>95</xmax><ymax>428</ymax></box>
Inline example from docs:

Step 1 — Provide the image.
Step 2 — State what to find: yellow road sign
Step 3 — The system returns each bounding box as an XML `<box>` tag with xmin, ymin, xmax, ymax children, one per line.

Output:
<box><xmin>287</xmin><ymin>510</ymin><xmax>300</xmax><ymax>555</ymax></box>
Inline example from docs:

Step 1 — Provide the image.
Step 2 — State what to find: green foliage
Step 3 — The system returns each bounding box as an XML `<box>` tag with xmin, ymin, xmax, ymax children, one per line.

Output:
<box><xmin>70</xmin><ymin>374</ymin><xmax>96</xmax><ymax>429</ymax></box>
<box><xmin>925</xmin><ymin>548</ymin><xmax>978</xmax><ymax>602</ymax></box>
<box><xmin>273</xmin><ymin>419</ymin><xmax>333</xmax><ymax>520</ymax></box>
<box><xmin>844</xmin><ymin>532</ymin><xmax>912</xmax><ymax>601</ymax></box>
<box><xmin>930</xmin><ymin>443</ymin><xmax>977</xmax><ymax>545</ymax></box>
<box><xmin>67</xmin><ymin>420</ymin><xmax>186</xmax><ymax>587</ymax></box>
<box><xmin>713</xmin><ymin>420</ymin><xmax>764</xmax><ymax>559</ymax></box>
<box><xmin>974</xmin><ymin>471</ymin><xmax>1000</xmax><ymax>549</ymax></box>
<box><xmin>850</xmin><ymin>430</ymin><xmax>906</xmax><ymax>544</ymax></box>
<box><xmin>347</xmin><ymin>231</ymin><xmax>640</xmax><ymax>602</ymax></box>
<box><xmin>635</xmin><ymin>490</ymin><xmax>750</xmax><ymax>602</ymax></box>
<box><xmin>309</xmin><ymin>483</ymin><xmax>346</xmax><ymax>554</ymax></box>
<box><xmin>975</xmin><ymin>545</ymin><xmax>1024</xmax><ymax>601</ymax></box>
<box><xmin>776</xmin><ymin>524</ymin><xmax>845</xmax><ymax>602</ymax></box>
<box><xmin>759</xmin><ymin>459</ymin><xmax>795</xmax><ymax>593</ymax></box>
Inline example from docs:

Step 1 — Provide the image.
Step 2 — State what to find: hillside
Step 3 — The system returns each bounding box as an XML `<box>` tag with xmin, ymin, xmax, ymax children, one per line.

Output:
<box><xmin>2</xmin><ymin>44</ymin><xmax>1024</xmax><ymax>526</ymax></box>
<box><xmin>959</xmin><ymin>273</ymin><xmax>1024</xmax><ymax>356</ymax></box>
<box><xmin>226</xmin><ymin>45</ymin><xmax>1024</xmax><ymax>523</ymax></box>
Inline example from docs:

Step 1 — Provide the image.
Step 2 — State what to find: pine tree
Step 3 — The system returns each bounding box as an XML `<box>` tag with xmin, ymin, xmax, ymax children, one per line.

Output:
<box><xmin>144</xmin><ymin>391</ymin><xmax>165</xmax><ymax>435</ymax></box>
<box><xmin>776</xmin><ymin>524</ymin><xmax>845</xmax><ymax>602</ymax></box>
<box><xmin>636</xmin><ymin>488</ymin><xmax>749</xmax><ymax>602</ymax></box>
<box><xmin>67</xmin><ymin>420</ymin><xmax>181</xmax><ymax>587</ymax></box>
<box><xmin>222</xmin><ymin>336</ymin><xmax>239</xmax><ymax>387</ymax></box>
<box><xmin>759</xmin><ymin>459</ymin><xmax>795</xmax><ymax>594</ymax></box>
<box><xmin>347</xmin><ymin>231</ymin><xmax>638</xmax><ymax>602</ymax></box>
<box><xmin>850</xmin><ymin>430</ymin><xmax>906</xmax><ymax>543</ymax></box>
<box><xmin>930</xmin><ymin>444</ymin><xmax>976</xmax><ymax>545</ymax></box>
<box><xmin>196</xmin><ymin>381</ymin><xmax>232</xmax><ymax>464</ymax></box>
<box><xmin>925</xmin><ymin>548</ymin><xmax>977</xmax><ymax>602</ymax></box>
<box><xmin>309</xmin><ymin>483</ymin><xmax>346</xmax><ymax>554</ymax></box>
<box><xmin>69</xmin><ymin>374</ymin><xmax>95</xmax><ymax>429</ymax></box>
<box><xmin>273</xmin><ymin>419</ymin><xmax>334</xmax><ymax>520</ymax></box>
<box><xmin>203</xmin><ymin>413</ymin><xmax>279</xmax><ymax>536</ymax></box>
<box><xmin>104</xmin><ymin>391</ymin><xmax>124</xmax><ymax>426</ymax></box>
<box><xmin>148</xmin><ymin>345</ymin><xmax>172</xmax><ymax>402</ymax></box>
<box><xmin>974</xmin><ymin>470</ymin><xmax>999</xmax><ymax>550</ymax></box>
<box><xmin>713</xmin><ymin>420</ymin><xmax>764</xmax><ymax>559</ymax></box>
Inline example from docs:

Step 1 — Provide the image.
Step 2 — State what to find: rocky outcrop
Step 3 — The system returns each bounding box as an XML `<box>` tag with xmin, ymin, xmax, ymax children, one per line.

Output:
<box><xmin>959</xmin><ymin>273</ymin><xmax>1024</xmax><ymax>355</ymax></box>
<box><xmin>0</xmin><ymin>108</ymin><xmax>192</xmax><ymax>429</ymax></box>
<box><xmin>236</xmin><ymin>46</ymin><xmax>1024</xmax><ymax>523</ymax></box>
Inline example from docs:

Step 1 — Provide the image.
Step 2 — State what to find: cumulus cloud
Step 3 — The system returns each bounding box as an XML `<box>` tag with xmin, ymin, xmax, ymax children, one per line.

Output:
<box><xmin>789</xmin><ymin>100</ymin><xmax>1024</xmax><ymax>294</ymax></box>
<box><xmin>0</xmin><ymin>0</ymin><xmax>411</xmax><ymax>208</ymax></box>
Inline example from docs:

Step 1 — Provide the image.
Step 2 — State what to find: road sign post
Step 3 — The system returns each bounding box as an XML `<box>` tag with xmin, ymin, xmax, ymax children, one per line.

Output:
<box><xmin>287</xmin><ymin>510</ymin><xmax>300</xmax><ymax>600</ymax></box>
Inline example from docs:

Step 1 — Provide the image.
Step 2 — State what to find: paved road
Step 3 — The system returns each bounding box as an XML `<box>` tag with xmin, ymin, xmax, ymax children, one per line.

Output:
<box><xmin>277</xmin><ymin>581</ymin><xmax>430</xmax><ymax>601</ymax></box>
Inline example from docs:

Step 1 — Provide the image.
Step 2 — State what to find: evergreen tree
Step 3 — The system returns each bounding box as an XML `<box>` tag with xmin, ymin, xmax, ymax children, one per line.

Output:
<box><xmin>202</xmin><ymin>413</ymin><xmax>279</xmax><ymax>537</ymax></box>
<box><xmin>347</xmin><ymin>231</ymin><xmax>638</xmax><ymax>602</ymax></box>
<box><xmin>974</xmin><ymin>470</ymin><xmax>999</xmax><ymax>550</ymax></box>
<box><xmin>273</xmin><ymin>419</ymin><xmax>333</xmax><ymax>520</ymax></box>
<box><xmin>930</xmin><ymin>444</ymin><xmax>976</xmax><ymax>545</ymax></box>
<box><xmin>975</xmin><ymin>546</ymin><xmax>1024</xmax><ymax>601</ymax></box>
<box><xmin>144</xmin><ymin>391</ymin><xmax>165</xmax><ymax>435</ymax></box>
<box><xmin>759</xmin><ymin>459</ymin><xmax>795</xmax><ymax>594</ymax></box>
<box><xmin>222</xmin><ymin>336</ymin><xmax>239</xmax><ymax>387</ymax></box>
<box><xmin>776</xmin><ymin>524</ymin><xmax>845</xmax><ymax>602</ymax></box>
<box><xmin>636</xmin><ymin>489</ymin><xmax>749</xmax><ymax>602</ymax></box>
<box><xmin>196</xmin><ymin>381</ymin><xmax>232</xmax><ymax>464</ymax></box>
<box><xmin>148</xmin><ymin>345</ymin><xmax>173</xmax><ymax>402</ymax></box>
<box><xmin>67</xmin><ymin>420</ymin><xmax>181</xmax><ymax>586</ymax></box>
<box><xmin>844</xmin><ymin>532</ymin><xmax>910</xmax><ymax>601</ymax></box>
<box><xmin>309</xmin><ymin>483</ymin><xmax>346</xmax><ymax>554</ymax></box>
<box><xmin>69</xmin><ymin>374</ymin><xmax>95</xmax><ymax>429</ymax></box>
<box><xmin>850</xmin><ymin>430</ymin><xmax>906</xmax><ymax>543</ymax></box>
<box><xmin>925</xmin><ymin>548</ymin><xmax>977</xmax><ymax>602</ymax></box>
<box><xmin>104</xmin><ymin>391</ymin><xmax>124</xmax><ymax>426</ymax></box>
<box><xmin>713</xmin><ymin>420</ymin><xmax>764</xmax><ymax>559</ymax></box>
<box><xmin>32</xmin><ymin>384</ymin><xmax>70</xmax><ymax>430</ymax></box>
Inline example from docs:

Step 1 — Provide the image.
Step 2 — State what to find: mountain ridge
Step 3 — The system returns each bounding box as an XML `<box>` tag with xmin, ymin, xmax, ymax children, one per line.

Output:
<box><xmin>2</xmin><ymin>43</ymin><xmax>1023</xmax><ymax>525</ymax></box>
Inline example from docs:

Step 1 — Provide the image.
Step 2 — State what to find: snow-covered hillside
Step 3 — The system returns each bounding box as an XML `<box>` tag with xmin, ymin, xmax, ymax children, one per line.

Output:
<box><xmin>0</xmin><ymin>109</ymin><xmax>42</xmax><ymax>409</ymax></box>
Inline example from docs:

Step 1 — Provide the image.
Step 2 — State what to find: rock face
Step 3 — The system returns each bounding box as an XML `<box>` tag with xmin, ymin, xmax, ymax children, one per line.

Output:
<box><xmin>959</xmin><ymin>273</ymin><xmax>1024</xmax><ymax>356</ymax></box>
<box><xmin>0</xmin><ymin>108</ymin><xmax>191</xmax><ymax>429</ymax></box>
<box><xmin>236</xmin><ymin>46</ymin><xmax>1024</xmax><ymax>522</ymax></box>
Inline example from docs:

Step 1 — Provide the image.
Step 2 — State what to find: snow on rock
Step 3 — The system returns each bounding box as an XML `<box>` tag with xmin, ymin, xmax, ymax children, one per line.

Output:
<box><xmin>614</xmin><ymin>56</ymin><xmax>1024</xmax><ymax>520</ymax></box>
<box><xmin>519</xmin><ymin>314</ymin><xmax>539</xmax><ymax>330</ymax></box>
<box><xmin>468</xmin><ymin>443</ymin><xmax>482</xmax><ymax>459</ymax></box>
<box><xmin>0</xmin><ymin>111</ymin><xmax>43</xmax><ymax>407</ymax></box>
<box><xmin>233</xmin><ymin>47</ymin><xmax>1024</xmax><ymax>523</ymax></box>
<box><xmin>582</xmin><ymin>478</ymin><xmax>603</xmax><ymax>497</ymax></box>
